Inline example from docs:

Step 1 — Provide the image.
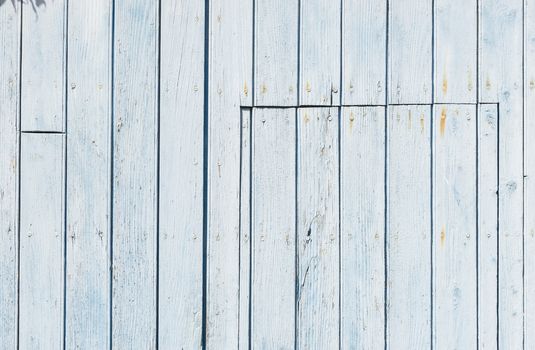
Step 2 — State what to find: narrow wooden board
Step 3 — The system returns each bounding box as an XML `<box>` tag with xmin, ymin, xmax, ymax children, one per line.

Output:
<box><xmin>342</xmin><ymin>0</ymin><xmax>386</xmax><ymax>105</ymax></box>
<box><xmin>297</xmin><ymin>107</ymin><xmax>339</xmax><ymax>348</ymax></box>
<box><xmin>255</xmin><ymin>0</ymin><xmax>298</xmax><ymax>106</ymax></box>
<box><xmin>340</xmin><ymin>106</ymin><xmax>385</xmax><ymax>349</ymax></box>
<box><xmin>19</xmin><ymin>133</ymin><xmax>64</xmax><ymax>349</ymax></box>
<box><xmin>388</xmin><ymin>0</ymin><xmax>432</xmax><ymax>104</ymax></box>
<box><xmin>479</xmin><ymin>0</ymin><xmax>524</xmax><ymax>347</ymax></box>
<box><xmin>65</xmin><ymin>0</ymin><xmax>112</xmax><ymax>348</ymax></box>
<box><xmin>434</xmin><ymin>0</ymin><xmax>477</xmax><ymax>103</ymax></box>
<box><xmin>300</xmin><ymin>0</ymin><xmax>341</xmax><ymax>105</ymax></box>
<box><xmin>112</xmin><ymin>0</ymin><xmax>158</xmax><ymax>347</ymax></box>
<box><xmin>21</xmin><ymin>0</ymin><xmax>66</xmax><ymax>131</ymax></box>
<box><xmin>387</xmin><ymin>105</ymin><xmax>431</xmax><ymax>349</ymax></box>
<box><xmin>433</xmin><ymin>104</ymin><xmax>477</xmax><ymax>349</ymax></box>
<box><xmin>0</xmin><ymin>3</ymin><xmax>20</xmax><ymax>347</ymax></box>
<box><xmin>251</xmin><ymin>108</ymin><xmax>296</xmax><ymax>348</ymax></box>
<box><xmin>206</xmin><ymin>0</ymin><xmax>253</xmax><ymax>347</ymax></box>
<box><xmin>158</xmin><ymin>0</ymin><xmax>204</xmax><ymax>348</ymax></box>
<box><xmin>478</xmin><ymin>104</ymin><xmax>498</xmax><ymax>350</ymax></box>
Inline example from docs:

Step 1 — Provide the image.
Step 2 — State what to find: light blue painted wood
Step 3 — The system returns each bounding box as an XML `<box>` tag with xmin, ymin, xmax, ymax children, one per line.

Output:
<box><xmin>478</xmin><ymin>104</ymin><xmax>498</xmax><ymax>350</ymax></box>
<box><xmin>433</xmin><ymin>104</ymin><xmax>477</xmax><ymax>349</ymax></box>
<box><xmin>19</xmin><ymin>133</ymin><xmax>65</xmax><ymax>349</ymax></box>
<box><xmin>340</xmin><ymin>106</ymin><xmax>385</xmax><ymax>350</ymax></box>
<box><xmin>65</xmin><ymin>1</ymin><xmax>112</xmax><ymax>348</ymax></box>
<box><xmin>0</xmin><ymin>2</ymin><xmax>19</xmax><ymax>348</ymax></box>
<box><xmin>251</xmin><ymin>108</ymin><xmax>296</xmax><ymax>349</ymax></box>
<box><xmin>112</xmin><ymin>0</ymin><xmax>158</xmax><ymax>347</ymax></box>
<box><xmin>387</xmin><ymin>105</ymin><xmax>431</xmax><ymax>349</ymax></box>
<box><xmin>297</xmin><ymin>107</ymin><xmax>340</xmax><ymax>349</ymax></box>
<box><xmin>21</xmin><ymin>0</ymin><xmax>66</xmax><ymax>132</ymax></box>
<box><xmin>300</xmin><ymin>0</ymin><xmax>340</xmax><ymax>105</ymax></box>
<box><xmin>158</xmin><ymin>0</ymin><xmax>204</xmax><ymax>347</ymax></box>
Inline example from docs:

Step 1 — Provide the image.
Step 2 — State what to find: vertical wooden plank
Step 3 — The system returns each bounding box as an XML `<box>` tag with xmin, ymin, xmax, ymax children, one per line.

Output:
<box><xmin>340</xmin><ymin>106</ymin><xmax>385</xmax><ymax>349</ymax></box>
<box><xmin>478</xmin><ymin>104</ymin><xmax>498</xmax><ymax>350</ymax></box>
<box><xmin>297</xmin><ymin>107</ymin><xmax>339</xmax><ymax>349</ymax></box>
<box><xmin>387</xmin><ymin>105</ymin><xmax>431</xmax><ymax>349</ymax></box>
<box><xmin>239</xmin><ymin>108</ymin><xmax>252</xmax><ymax>350</ymax></box>
<box><xmin>0</xmin><ymin>2</ymin><xmax>20</xmax><ymax>348</ymax></box>
<box><xmin>342</xmin><ymin>0</ymin><xmax>387</xmax><ymax>105</ymax></box>
<box><xmin>158</xmin><ymin>0</ymin><xmax>204</xmax><ymax>348</ymax></box>
<box><xmin>21</xmin><ymin>0</ymin><xmax>66</xmax><ymax>131</ymax></box>
<box><xmin>255</xmin><ymin>0</ymin><xmax>298</xmax><ymax>106</ymax></box>
<box><xmin>480</xmin><ymin>0</ymin><xmax>524</xmax><ymax>347</ymax></box>
<box><xmin>388</xmin><ymin>0</ymin><xmax>432</xmax><ymax>104</ymax></box>
<box><xmin>112</xmin><ymin>0</ymin><xmax>158</xmax><ymax>347</ymax></box>
<box><xmin>19</xmin><ymin>133</ymin><xmax>64</xmax><ymax>349</ymax></box>
<box><xmin>251</xmin><ymin>108</ymin><xmax>296</xmax><ymax>348</ymax></box>
<box><xmin>300</xmin><ymin>0</ymin><xmax>341</xmax><ymax>105</ymax></box>
<box><xmin>434</xmin><ymin>0</ymin><xmax>477</xmax><ymax>103</ymax></box>
<box><xmin>65</xmin><ymin>0</ymin><xmax>111</xmax><ymax>348</ymax></box>
<box><xmin>525</xmin><ymin>0</ymin><xmax>535</xmax><ymax>345</ymax></box>
<box><xmin>433</xmin><ymin>105</ymin><xmax>477</xmax><ymax>349</ymax></box>
<box><xmin>207</xmin><ymin>0</ymin><xmax>252</xmax><ymax>347</ymax></box>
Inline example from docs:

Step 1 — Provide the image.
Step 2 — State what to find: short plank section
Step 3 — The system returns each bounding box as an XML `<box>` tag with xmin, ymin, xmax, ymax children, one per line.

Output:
<box><xmin>112</xmin><ymin>0</ymin><xmax>158</xmax><ymax>347</ymax></box>
<box><xmin>387</xmin><ymin>105</ymin><xmax>431</xmax><ymax>349</ymax></box>
<box><xmin>341</xmin><ymin>106</ymin><xmax>385</xmax><ymax>349</ymax></box>
<box><xmin>297</xmin><ymin>107</ymin><xmax>339</xmax><ymax>348</ymax></box>
<box><xmin>158</xmin><ymin>0</ymin><xmax>204</xmax><ymax>348</ymax></box>
<box><xmin>19</xmin><ymin>133</ymin><xmax>65</xmax><ymax>349</ymax></box>
<box><xmin>433</xmin><ymin>104</ymin><xmax>477</xmax><ymax>349</ymax></box>
<box><xmin>251</xmin><ymin>108</ymin><xmax>296</xmax><ymax>348</ymax></box>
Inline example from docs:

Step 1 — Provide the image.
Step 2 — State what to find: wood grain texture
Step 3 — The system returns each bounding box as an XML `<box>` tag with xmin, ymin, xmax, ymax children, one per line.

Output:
<box><xmin>388</xmin><ymin>0</ymin><xmax>432</xmax><ymax>104</ymax></box>
<box><xmin>255</xmin><ymin>0</ymin><xmax>298</xmax><ymax>106</ymax></box>
<box><xmin>206</xmin><ymin>0</ymin><xmax>252</xmax><ymax>347</ymax></box>
<box><xmin>478</xmin><ymin>104</ymin><xmax>498</xmax><ymax>350</ymax></box>
<box><xmin>342</xmin><ymin>0</ymin><xmax>386</xmax><ymax>105</ymax></box>
<box><xmin>434</xmin><ymin>0</ymin><xmax>477</xmax><ymax>103</ymax></box>
<box><xmin>297</xmin><ymin>107</ymin><xmax>339</xmax><ymax>349</ymax></box>
<box><xmin>19</xmin><ymin>133</ymin><xmax>64</xmax><ymax>349</ymax></box>
<box><xmin>158</xmin><ymin>0</ymin><xmax>204</xmax><ymax>348</ymax></box>
<box><xmin>387</xmin><ymin>105</ymin><xmax>431</xmax><ymax>349</ymax></box>
<box><xmin>21</xmin><ymin>0</ymin><xmax>66</xmax><ymax>131</ymax></box>
<box><xmin>340</xmin><ymin>106</ymin><xmax>385</xmax><ymax>349</ymax></box>
<box><xmin>300</xmin><ymin>0</ymin><xmax>341</xmax><ymax>105</ymax></box>
<box><xmin>479</xmin><ymin>0</ymin><xmax>524</xmax><ymax>347</ymax></box>
<box><xmin>433</xmin><ymin>104</ymin><xmax>477</xmax><ymax>349</ymax></box>
<box><xmin>112</xmin><ymin>0</ymin><xmax>158</xmax><ymax>347</ymax></box>
<box><xmin>251</xmin><ymin>108</ymin><xmax>296</xmax><ymax>349</ymax></box>
<box><xmin>0</xmin><ymin>3</ymin><xmax>19</xmax><ymax>348</ymax></box>
<box><xmin>65</xmin><ymin>0</ymin><xmax>111</xmax><ymax>348</ymax></box>
<box><xmin>238</xmin><ymin>109</ymin><xmax>252</xmax><ymax>350</ymax></box>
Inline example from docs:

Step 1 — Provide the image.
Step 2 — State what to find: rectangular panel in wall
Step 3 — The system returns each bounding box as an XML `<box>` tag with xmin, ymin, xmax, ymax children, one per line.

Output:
<box><xmin>434</xmin><ymin>0</ymin><xmax>477</xmax><ymax>103</ymax></box>
<box><xmin>342</xmin><ymin>0</ymin><xmax>386</xmax><ymax>105</ymax></box>
<box><xmin>387</xmin><ymin>105</ymin><xmax>431</xmax><ymax>349</ymax></box>
<box><xmin>112</xmin><ymin>0</ymin><xmax>158</xmax><ymax>347</ymax></box>
<box><xmin>158</xmin><ymin>0</ymin><xmax>204</xmax><ymax>348</ymax></box>
<box><xmin>206</xmin><ymin>0</ymin><xmax>253</xmax><ymax>347</ymax></box>
<box><xmin>19</xmin><ymin>133</ymin><xmax>64</xmax><ymax>349</ymax></box>
<box><xmin>433</xmin><ymin>104</ymin><xmax>477</xmax><ymax>349</ymax></box>
<box><xmin>255</xmin><ymin>0</ymin><xmax>298</xmax><ymax>106</ymax></box>
<box><xmin>340</xmin><ymin>106</ymin><xmax>385</xmax><ymax>349</ymax></box>
<box><xmin>388</xmin><ymin>0</ymin><xmax>432</xmax><ymax>104</ymax></box>
<box><xmin>65</xmin><ymin>0</ymin><xmax>111</xmax><ymax>348</ymax></box>
<box><xmin>300</xmin><ymin>0</ymin><xmax>341</xmax><ymax>105</ymax></box>
<box><xmin>297</xmin><ymin>107</ymin><xmax>339</xmax><ymax>348</ymax></box>
<box><xmin>21</xmin><ymin>0</ymin><xmax>66</xmax><ymax>131</ymax></box>
<box><xmin>0</xmin><ymin>3</ymin><xmax>20</xmax><ymax>348</ymax></box>
<box><xmin>251</xmin><ymin>108</ymin><xmax>296</xmax><ymax>348</ymax></box>
<box><xmin>478</xmin><ymin>103</ymin><xmax>498</xmax><ymax>350</ymax></box>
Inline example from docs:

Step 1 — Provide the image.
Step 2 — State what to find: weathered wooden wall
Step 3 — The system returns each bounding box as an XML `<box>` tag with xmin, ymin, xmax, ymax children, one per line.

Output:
<box><xmin>0</xmin><ymin>0</ymin><xmax>533</xmax><ymax>348</ymax></box>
